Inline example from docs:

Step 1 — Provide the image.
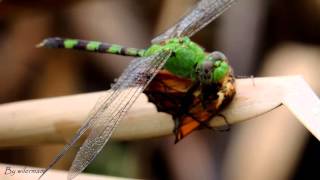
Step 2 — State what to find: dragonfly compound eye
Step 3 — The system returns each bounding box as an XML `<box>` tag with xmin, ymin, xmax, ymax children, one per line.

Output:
<box><xmin>197</xmin><ymin>52</ymin><xmax>230</xmax><ymax>83</ymax></box>
<box><xmin>197</xmin><ymin>60</ymin><xmax>214</xmax><ymax>84</ymax></box>
<box><xmin>210</xmin><ymin>51</ymin><xmax>228</xmax><ymax>61</ymax></box>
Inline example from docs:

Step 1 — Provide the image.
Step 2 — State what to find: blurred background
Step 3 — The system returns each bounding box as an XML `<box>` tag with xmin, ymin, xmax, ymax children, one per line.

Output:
<box><xmin>0</xmin><ymin>0</ymin><xmax>320</xmax><ymax>179</ymax></box>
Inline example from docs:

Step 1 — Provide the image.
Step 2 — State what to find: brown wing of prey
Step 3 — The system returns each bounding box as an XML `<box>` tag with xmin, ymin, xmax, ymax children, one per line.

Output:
<box><xmin>144</xmin><ymin>70</ymin><xmax>236</xmax><ymax>142</ymax></box>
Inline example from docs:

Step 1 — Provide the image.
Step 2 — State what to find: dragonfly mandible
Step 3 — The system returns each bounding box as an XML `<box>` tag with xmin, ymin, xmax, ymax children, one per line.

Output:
<box><xmin>38</xmin><ymin>0</ymin><xmax>236</xmax><ymax>179</ymax></box>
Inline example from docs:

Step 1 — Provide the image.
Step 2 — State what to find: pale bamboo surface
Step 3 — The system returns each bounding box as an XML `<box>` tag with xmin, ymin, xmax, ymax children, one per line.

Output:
<box><xmin>0</xmin><ymin>163</ymin><xmax>137</xmax><ymax>180</ymax></box>
<box><xmin>0</xmin><ymin>76</ymin><xmax>319</xmax><ymax>147</ymax></box>
<box><xmin>222</xmin><ymin>43</ymin><xmax>320</xmax><ymax>180</ymax></box>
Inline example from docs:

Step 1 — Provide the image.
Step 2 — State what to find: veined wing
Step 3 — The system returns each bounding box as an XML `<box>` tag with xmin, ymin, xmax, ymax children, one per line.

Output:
<box><xmin>38</xmin><ymin>50</ymin><xmax>171</xmax><ymax>180</ymax></box>
<box><xmin>67</xmin><ymin>50</ymin><xmax>171</xmax><ymax>180</ymax></box>
<box><xmin>152</xmin><ymin>0</ymin><xmax>235</xmax><ymax>44</ymax></box>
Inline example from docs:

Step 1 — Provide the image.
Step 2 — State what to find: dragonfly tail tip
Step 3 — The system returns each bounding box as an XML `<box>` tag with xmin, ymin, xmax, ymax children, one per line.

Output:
<box><xmin>36</xmin><ymin>39</ymin><xmax>47</xmax><ymax>48</ymax></box>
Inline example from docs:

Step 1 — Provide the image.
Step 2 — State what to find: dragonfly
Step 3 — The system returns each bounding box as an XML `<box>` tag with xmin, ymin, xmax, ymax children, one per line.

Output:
<box><xmin>38</xmin><ymin>0</ymin><xmax>236</xmax><ymax>179</ymax></box>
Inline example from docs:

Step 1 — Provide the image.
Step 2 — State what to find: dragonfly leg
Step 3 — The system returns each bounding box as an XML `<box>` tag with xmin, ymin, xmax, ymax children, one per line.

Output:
<box><xmin>173</xmin><ymin>117</ymin><xmax>181</xmax><ymax>143</ymax></box>
<box><xmin>173</xmin><ymin>117</ymin><xmax>180</xmax><ymax>134</ymax></box>
<box><xmin>250</xmin><ymin>75</ymin><xmax>256</xmax><ymax>86</ymax></box>
<box><xmin>236</xmin><ymin>75</ymin><xmax>256</xmax><ymax>86</ymax></box>
<box><xmin>213</xmin><ymin>114</ymin><xmax>230</xmax><ymax>132</ymax></box>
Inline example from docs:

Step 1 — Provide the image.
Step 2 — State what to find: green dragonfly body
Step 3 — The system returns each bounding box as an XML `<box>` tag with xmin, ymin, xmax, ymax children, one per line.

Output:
<box><xmin>38</xmin><ymin>0</ymin><xmax>236</xmax><ymax>179</ymax></box>
<box><xmin>39</xmin><ymin>36</ymin><xmax>230</xmax><ymax>84</ymax></box>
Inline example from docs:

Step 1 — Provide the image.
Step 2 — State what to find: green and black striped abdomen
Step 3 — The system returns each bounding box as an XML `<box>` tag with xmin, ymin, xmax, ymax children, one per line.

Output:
<box><xmin>37</xmin><ymin>37</ymin><xmax>145</xmax><ymax>57</ymax></box>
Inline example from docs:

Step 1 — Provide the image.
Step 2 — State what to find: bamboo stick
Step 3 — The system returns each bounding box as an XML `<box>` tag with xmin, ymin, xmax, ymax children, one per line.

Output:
<box><xmin>0</xmin><ymin>76</ymin><xmax>319</xmax><ymax>147</ymax></box>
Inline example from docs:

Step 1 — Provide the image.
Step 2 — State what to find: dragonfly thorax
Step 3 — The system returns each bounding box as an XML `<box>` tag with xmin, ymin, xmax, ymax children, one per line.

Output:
<box><xmin>144</xmin><ymin>37</ymin><xmax>206</xmax><ymax>78</ymax></box>
<box><xmin>144</xmin><ymin>37</ymin><xmax>230</xmax><ymax>84</ymax></box>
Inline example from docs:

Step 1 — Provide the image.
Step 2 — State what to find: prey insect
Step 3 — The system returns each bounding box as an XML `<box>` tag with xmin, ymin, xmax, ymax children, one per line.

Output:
<box><xmin>38</xmin><ymin>0</ymin><xmax>236</xmax><ymax>179</ymax></box>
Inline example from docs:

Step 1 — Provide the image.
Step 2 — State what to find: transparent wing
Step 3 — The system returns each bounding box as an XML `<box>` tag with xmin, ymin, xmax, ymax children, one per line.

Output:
<box><xmin>39</xmin><ymin>90</ymin><xmax>121</xmax><ymax>180</ymax></box>
<box><xmin>38</xmin><ymin>50</ymin><xmax>171</xmax><ymax>180</ymax></box>
<box><xmin>67</xmin><ymin>50</ymin><xmax>171</xmax><ymax>180</ymax></box>
<box><xmin>152</xmin><ymin>0</ymin><xmax>235</xmax><ymax>43</ymax></box>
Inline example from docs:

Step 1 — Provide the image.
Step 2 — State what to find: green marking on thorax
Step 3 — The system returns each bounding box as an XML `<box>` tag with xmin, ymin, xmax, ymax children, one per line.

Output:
<box><xmin>64</xmin><ymin>39</ymin><xmax>78</xmax><ymax>49</ymax></box>
<box><xmin>108</xmin><ymin>45</ymin><xmax>122</xmax><ymax>54</ymax></box>
<box><xmin>86</xmin><ymin>41</ymin><xmax>101</xmax><ymax>51</ymax></box>
<box><xmin>144</xmin><ymin>37</ymin><xmax>206</xmax><ymax>78</ymax></box>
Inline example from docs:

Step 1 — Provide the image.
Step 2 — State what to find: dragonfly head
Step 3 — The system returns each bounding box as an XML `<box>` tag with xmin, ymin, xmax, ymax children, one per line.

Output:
<box><xmin>196</xmin><ymin>51</ymin><xmax>230</xmax><ymax>84</ymax></box>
